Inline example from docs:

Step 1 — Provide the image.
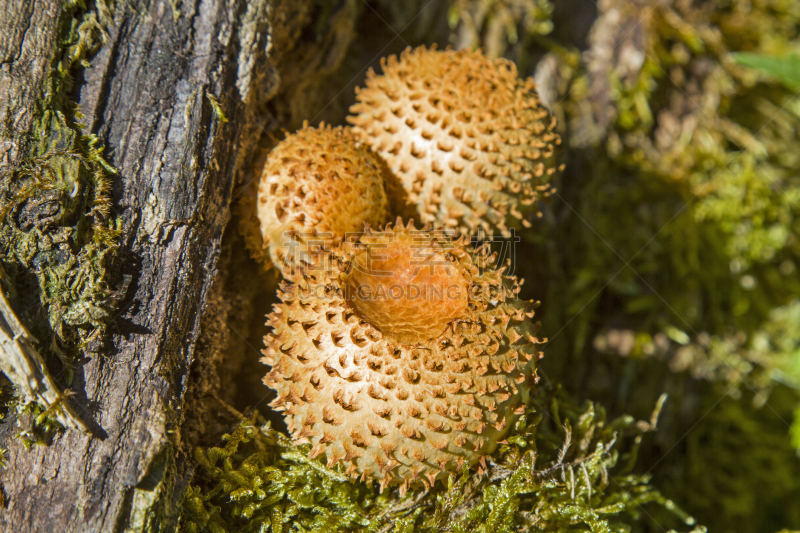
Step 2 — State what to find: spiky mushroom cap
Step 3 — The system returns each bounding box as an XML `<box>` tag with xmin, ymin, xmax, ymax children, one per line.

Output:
<box><xmin>347</xmin><ymin>46</ymin><xmax>562</xmax><ymax>238</ymax></box>
<box><xmin>256</xmin><ymin>122</ymin><xmax>390</xmax><ymax>277</ymax></box>
<box><xmin>262</xmin><ymin>220</ymin><xmax>543</xmax><ymax>492</ymax></box>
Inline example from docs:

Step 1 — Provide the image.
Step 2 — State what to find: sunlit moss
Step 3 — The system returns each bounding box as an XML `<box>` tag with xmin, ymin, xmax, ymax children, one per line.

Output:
<box><xmin>534</xmin><ymin>0</ymin><xmax>800</xmax><ymax>399</ymax></box>
<box><xmin>500</xmin><ymin>3</ymin><xmax>800</xmax><ymax>529</ymax></box>
<box><xmin>9</xmin><ymin>399</ymin><xmax>66</xmax><ymax>449</ymax></box>
<box><xmin>182</xmin><ymin>389</ymin><xmax>692</xmax><ymax>532</ymax></box>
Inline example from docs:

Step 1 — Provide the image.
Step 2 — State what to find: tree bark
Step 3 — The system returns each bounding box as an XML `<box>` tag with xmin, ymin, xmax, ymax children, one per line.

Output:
<box><xmin>0</xmin><ymin>0</ymin><xmax>275</xmax><ymax>531</ymax></box>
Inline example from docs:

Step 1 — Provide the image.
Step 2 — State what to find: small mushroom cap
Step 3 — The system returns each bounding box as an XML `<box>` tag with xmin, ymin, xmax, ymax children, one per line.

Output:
<box><xmin>341</xmin><ymin>228</ymin><xmax>469</xmax><ymax>343</ymax></box>
<box><xmin>262</xmin><ymin>220</ymin><xmax>543</xmax><ymax>491</ymax></box>
<box><xmin>256</xmin><ymin>122</ymin><xmax>390</xmax><ymax>277</ymax></box>
<box><xmin>348</xmin><ymin>46</ymin><xmax>562</xmax><ymax>237</ymax></box>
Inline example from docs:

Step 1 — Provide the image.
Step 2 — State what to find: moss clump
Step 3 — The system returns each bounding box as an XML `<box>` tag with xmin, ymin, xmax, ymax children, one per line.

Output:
<box><xmin>0</xmin><ymin>149</ymin><xmax>120</xmax><ymax>354</ymax></box>
<box><xmin>510</xmin><ymin>0</ymin><xmax>800</xmax><ymax>428</ymax></box>
<box><xmin>182</xmin><ymin>387</ymin><xmax>693</xmax><ymax>532</ymax></box>
<box><xmin>181</xmin><ymin>421</ymin><xmax>382</xmax><ymax>533</ymax></box>
<box><xmin>9</xmin><ymin>399</ymin><xmax>67</xmax><ymax>449</ymax></box>
<box><xmin>447</xmin><ymin>0</ymin><xmax>554</xmax><ymax>58</ymax></box>
<box><xmin>510</xmin><ymin>0</ymin><xmax>800</xmax><ymax>528</ymax></box>
<box><xmin>538</xmin><ymin>0</ymin><xmax>800</xmax><ymax>382</ymax></box>
<box><xmin>0</xmin><ymin>1</ymin><xmax>121</xmax><ymax>381</ymax></box>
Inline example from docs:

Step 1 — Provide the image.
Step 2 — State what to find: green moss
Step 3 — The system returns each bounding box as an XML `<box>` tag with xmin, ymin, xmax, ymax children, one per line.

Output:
<box><xmin>181</xmin><ymin>421</ymin><xmax>381</xmax><ymax>533</ymax></box>
<box><xmin>0</xmin><ymin>1</ymin><xmax>121</xmax><ymax>382</ymax></box>
<box><xmin>534</xmin><ymin>0</ymin><xmax>800</xmax><ymax>398</ymax></box>
<box><xmin>447</xmin><ymin>0</ymin><xmax>554</xmax><ymax>57</ymax></box>
<box><xmin>181</xmin><ymin>389</ymin><xmax>692</xmax><ymax>532</ymax></box>
<box><xmin>10</xmin><ymin>399</ymin><xmax>67</xmax><ymax>449</ymax></box>
<box><xmin>498</xmin><ymin>4</ymin><xmax>800</xmax><ymax>530</ymax></box>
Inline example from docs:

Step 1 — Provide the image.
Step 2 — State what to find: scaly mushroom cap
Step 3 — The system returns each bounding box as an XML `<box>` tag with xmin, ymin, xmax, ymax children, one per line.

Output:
<box><xmin>256</xmin><ymin>122</ymin><xmax>390</xmax><ymax>277</ymax></box>
<box><xmin>348</xmin><ymin>46</ymin><xmax>561</xmax><ymax>237</ymax></box>
<box><xmin>262</xmin><ymin>220</ymin><xmax>543</xmax><ymax>492</ymax></box>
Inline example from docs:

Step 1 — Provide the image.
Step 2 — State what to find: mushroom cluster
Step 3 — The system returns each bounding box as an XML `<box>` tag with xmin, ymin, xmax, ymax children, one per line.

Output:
<box><xmin>253</xmin><ymin>45</ymin><xmax>558</xmax><ymax>490</ymax></box>
<box><xmin>262</xmin><ymin>221</ymin><xmax>542</xmax><ymax>491</ymax></box>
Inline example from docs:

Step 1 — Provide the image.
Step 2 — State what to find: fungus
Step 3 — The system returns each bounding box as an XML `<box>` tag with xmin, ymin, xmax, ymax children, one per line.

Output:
<box><xmin>348</xmin><ymin>46</ymin><xmax>562</xmax><ymax>237</ymax></box>
<box><xmin>256</xmin><ymin>122</ymin><xmax>390</xmax><ymax>276</ymax></box>
<box><xmin>262</xmin><ymin>220</ymin><xmax>543</xmax><ymax>491</ymax></box>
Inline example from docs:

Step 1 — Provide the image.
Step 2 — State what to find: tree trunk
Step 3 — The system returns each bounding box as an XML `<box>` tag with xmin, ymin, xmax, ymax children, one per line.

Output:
<box><xmin>0</xmin><ymin>0</ymin><xmax>275</xmax><ymax>530</ymax></box>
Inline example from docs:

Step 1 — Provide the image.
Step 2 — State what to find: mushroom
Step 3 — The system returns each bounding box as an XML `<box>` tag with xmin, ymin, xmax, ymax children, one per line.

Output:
<box><xmin>256</xmin><ymin>122</ymin><xmax>390</xmax><ymax>277</ymax></box>
<box><xmin>261</xmin><ymin>219</ymin><xmax>542</xmax><ymax>492</ymax></box>
<box><xmin>348</xmin><ymin>45</ymin><xmax>562</xmax><ymax>237</ymax></box>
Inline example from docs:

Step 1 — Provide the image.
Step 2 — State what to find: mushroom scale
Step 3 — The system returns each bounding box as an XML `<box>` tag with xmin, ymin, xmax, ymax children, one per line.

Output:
<box><xmin>348</xmin><ymin>46</ymin><xmax>562</xmax><ymax>237</ymax></box>
<box><xmin>261</xmin><ymin>220</ymin><xmax>543</xmax><ymax>492</ymax></box>
<box><xmin>256</xmin><ymin>122</ymin><xmax>390</xmax><ymax>277</ymax></box>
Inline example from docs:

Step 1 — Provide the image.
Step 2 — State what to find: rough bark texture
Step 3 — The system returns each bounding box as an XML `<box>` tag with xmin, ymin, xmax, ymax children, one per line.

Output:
<box><xmin>0</xmin><ymin>1</ymin><xmax>62</xmax><ymax>171</ymax></box>
<box><xmin>0</xmin><ymin>0</ymin><xmax>275</xmax><ymax>531</ymax></box>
